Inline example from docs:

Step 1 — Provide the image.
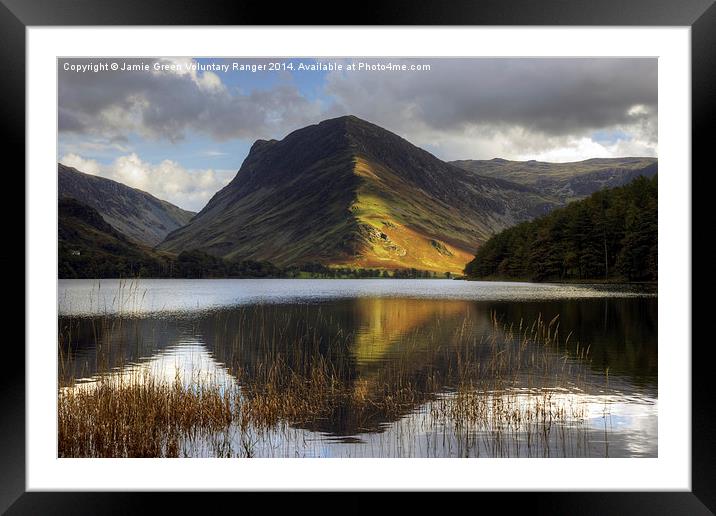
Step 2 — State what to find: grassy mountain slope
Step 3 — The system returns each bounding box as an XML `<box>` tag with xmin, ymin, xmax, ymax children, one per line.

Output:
<box><xmin>451</xmin><ymin>157</ymin><xmax>657</xmax><ymax>202</ymax></box>
<box><xmin>58</xmin><ymin>163</ymin><xmax>195</xmax><ymax>246</ymax></box>
<box><xmin>59</xmin><ymin>198</ymin><xmax>170</xmax><ymax>278</ymax></box>
<box><xmin>159</xmin><ymin>116</ymin><xmax>558</xmax><ymax>274</ymax></box>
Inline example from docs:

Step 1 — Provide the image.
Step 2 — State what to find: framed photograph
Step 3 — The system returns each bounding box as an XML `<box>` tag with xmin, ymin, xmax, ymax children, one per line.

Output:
<box><xmin>8</xmin><ymin>0</ymin><xmax>713</xmax><ymax>512</ymax></box>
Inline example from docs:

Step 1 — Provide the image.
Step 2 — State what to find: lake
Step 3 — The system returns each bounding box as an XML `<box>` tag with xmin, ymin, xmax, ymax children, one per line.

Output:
<box><xmin>57</xmin><ymin>279</ymin><xmax>657</xmax><ymax>458</ymax></box>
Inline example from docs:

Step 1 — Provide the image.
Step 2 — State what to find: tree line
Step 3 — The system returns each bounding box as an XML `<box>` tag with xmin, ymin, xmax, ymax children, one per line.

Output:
<box><xmin>298</xmin><ymin>263</ymin><xmax>444</xmax><ymax>279</ymax></box>
<box><xmin>464</xmin><ymin>175</ymin><xmax>657</xmax><ymax>282</ymax></box>
<box><xmin>59</xmin><ymin>246</ymin><xmax>448</xmax><ymax>280</ymax></box>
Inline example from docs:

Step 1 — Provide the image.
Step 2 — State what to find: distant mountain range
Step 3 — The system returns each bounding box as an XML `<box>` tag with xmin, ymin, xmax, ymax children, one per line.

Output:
<box><xmin>451</xmin><ymin>157</ymin><xmax>657</xmax><ymax>203</ymax></box>
<box><xmin>58</xmin><ymin>164</ymin><xmax>195</xmax><ymax>246</ymax></box>
<box><xmin>58</xmin><ymin>116</ymin><xmax>658</xmax><ymax>276</ymax></box>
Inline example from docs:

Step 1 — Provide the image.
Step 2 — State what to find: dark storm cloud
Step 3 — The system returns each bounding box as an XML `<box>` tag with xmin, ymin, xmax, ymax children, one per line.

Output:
<box><xmin>324</xmin><ymin>58</ymin><xmax>657</xmax><ymax>139</ymax></box>
<box><xmin>58</xmin><ymin>57</ymin><xmax>657</xmax><ymax>160</ymax></box>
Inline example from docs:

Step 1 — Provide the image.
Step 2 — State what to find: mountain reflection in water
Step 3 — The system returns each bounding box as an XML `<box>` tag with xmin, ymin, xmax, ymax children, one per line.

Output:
<box><xmin>58</xmin><ymin>281</ymin><xmax>657</xmax><ymax>458</ymax></box>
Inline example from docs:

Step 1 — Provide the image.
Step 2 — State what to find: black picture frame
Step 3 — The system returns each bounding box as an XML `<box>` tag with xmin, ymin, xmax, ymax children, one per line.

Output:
<box><xmin>6</xmin><ymin>0</ymin><xmax>713</xmax><ymax>513</ymax></box>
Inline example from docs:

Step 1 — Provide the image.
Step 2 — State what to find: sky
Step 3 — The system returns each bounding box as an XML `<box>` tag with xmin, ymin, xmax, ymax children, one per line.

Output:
<box><xmin>58</xmin><ymin>57</ymin><xmax>658</xmax><ymax>212</ymax></box>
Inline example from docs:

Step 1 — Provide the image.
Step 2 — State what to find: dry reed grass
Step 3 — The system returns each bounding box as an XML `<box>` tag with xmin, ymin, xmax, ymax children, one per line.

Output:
<box><xmin>58</xmin><ymin>309</ymin><xmax>603</xmax><ymax>458</ymax></box>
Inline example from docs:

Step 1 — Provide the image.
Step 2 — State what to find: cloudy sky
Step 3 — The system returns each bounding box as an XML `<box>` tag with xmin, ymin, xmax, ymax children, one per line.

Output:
<box><xmin>58</xmin><ymin>57</ymin><xmax>657</xmax><ymax>211</ymax></box>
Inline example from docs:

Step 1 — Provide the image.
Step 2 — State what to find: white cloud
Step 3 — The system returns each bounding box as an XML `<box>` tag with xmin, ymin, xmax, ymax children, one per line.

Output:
<box><xmin>522</xmin><ymin>136</ymin><xmax>656</xmax><ymax>163</ymax></box>
<box><xmin>60</xmin><ymin>139</ymin><xmax>132</xmax><ymax>156</ymax></box>
<box><xmin>60</xmin><ymin>153</ymin><xmax>234</xmax><ymax>212</ymax></box>
<box><xmin>395</xmin><ymin>120</ymin><xmax>657</xmax><ymax>163</ymax></box>
<box><xmin>154</xmin><ymin>57</ymin><xmax>226</xmax><ymax>93</ymax></box>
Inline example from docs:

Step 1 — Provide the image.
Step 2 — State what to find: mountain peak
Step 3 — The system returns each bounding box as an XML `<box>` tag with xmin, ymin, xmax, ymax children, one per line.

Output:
<box><xmin>319</xmin><ymin>114</ymin><xmax>369</xmax><ymax>125</ymax></box>
<box><xmin>159</xmin><ymin>117</ymin><xmax>554</xmax><ymax>272</ymax></box>
<box><xmin>312</xmin><ymin>114</ymin><xmax>389</xmax><ymax>138</ymax></box>
<box><xmin>249</xmin><ymin>138</ymin><xmax>278</xmax><ymax>154</ymax></box>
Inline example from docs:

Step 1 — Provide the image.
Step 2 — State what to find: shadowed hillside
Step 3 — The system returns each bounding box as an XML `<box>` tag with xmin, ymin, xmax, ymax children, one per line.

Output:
<box><xmin>58</xmin><ymin>198</ymin><xmax>171</xmax><ymax>278</ymax></box>
<box><xmin>59</xmin><ymin>164</ymin><xmax>195</xmax><ymax>246</ymax></box>
<box><xmin>159</xmin><ymin>116</ymin><xmax>557</xmax><ymax>274</ymax></box>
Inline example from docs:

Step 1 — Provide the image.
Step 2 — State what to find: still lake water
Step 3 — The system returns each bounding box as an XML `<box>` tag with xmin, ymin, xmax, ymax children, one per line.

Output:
<box><xmin>58</xmin><ymin>279</ymin><xmax>657</xmax><ymax>458</ymax></box>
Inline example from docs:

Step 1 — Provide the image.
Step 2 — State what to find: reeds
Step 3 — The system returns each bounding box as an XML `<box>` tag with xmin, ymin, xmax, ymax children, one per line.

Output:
<box><xmin>59</xmin><ymin>372</ymin><xmax>234</xmax><ymax>457</ymax></box>
<box><xmin>58</xmin><ymin>307</ymin><xmax>608</xmax><ymax>458</ymax></box>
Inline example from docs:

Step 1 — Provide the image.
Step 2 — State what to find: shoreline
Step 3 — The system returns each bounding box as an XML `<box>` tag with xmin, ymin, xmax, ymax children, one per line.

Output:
<box><xmin>56</xmin><ymin>275</ymin><xmax>658</xmax><ymax>287</ymax></box>
<box><xmin>460</xmin><ymin>276</ymin><xmax>657</xmax><ymax>286</ymax></box>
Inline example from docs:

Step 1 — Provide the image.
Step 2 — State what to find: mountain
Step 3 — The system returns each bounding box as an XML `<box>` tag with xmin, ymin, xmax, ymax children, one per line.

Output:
<box><xmin>159</xmin><ymin>115</ymin><xmax>558</xmax><ymax>274</ymax></box>
<box><xmin>464</xmin><ymin>175</ymin><xmax>658</xmax><ymax>282</ymax></box>
<box><xmin>59</xmin><ymin>198</ymin><xmax>170</xmax><ymax>278</ymax></box>
<box><xmin>58</xmin><ymin>163</ymin><xmax>195</xmax><ymax>246</ymax></box>
<box><xmin>59</xmin><ymin>197</ymin><xmax>291</xmax><ymax>279</ymax></box>
<box><xmin>451</xmin><ymin>157</ymin><xmax>657</xmax><ymax>202</ymax></box>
